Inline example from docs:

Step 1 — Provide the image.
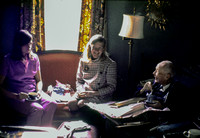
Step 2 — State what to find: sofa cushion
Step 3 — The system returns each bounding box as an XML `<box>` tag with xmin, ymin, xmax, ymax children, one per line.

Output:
<box><xmin>38</xmin><ymin>50</ymin><xmax>82</xmax><ymax>91</ymax></box>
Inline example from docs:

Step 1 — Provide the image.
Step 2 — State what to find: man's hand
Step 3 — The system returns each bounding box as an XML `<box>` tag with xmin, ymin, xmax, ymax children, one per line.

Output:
<box><xmin>140</xmin><ymin>81</ymin><xmax>153</xmax><ymax>94</ymax></box>
<box><xmin>145</xmin><ymin>100</ymin><xmax>163</xmax><ymax>109</ymax></box>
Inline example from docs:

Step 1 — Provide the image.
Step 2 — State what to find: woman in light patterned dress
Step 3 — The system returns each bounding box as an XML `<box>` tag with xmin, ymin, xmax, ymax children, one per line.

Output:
<box><xmin>68</xmin><ymin>34</ymin><xmax>117</xmax><ymax>111</ymax></box>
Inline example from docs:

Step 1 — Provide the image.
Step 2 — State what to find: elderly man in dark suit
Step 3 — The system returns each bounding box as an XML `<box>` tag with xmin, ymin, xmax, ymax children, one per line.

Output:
<box><xmin>138</xmin><ymin>60</ymin><xmax>198</xmax><ymax>136</ymax></box>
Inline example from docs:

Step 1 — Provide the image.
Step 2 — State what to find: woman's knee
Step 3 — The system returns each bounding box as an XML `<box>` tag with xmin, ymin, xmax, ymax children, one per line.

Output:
<box><xmin>30</xmin><ymin>102</ymin><xmax>44</xmax><ymax>115</ymax></box>
<box><xmin>49</xmin><ymin>101</ymin><xmax>57</xmax><ymax>111</ymax></box>
<box><xmin>68</xmin><ymin>99</ymin><xmax>79</xmax><ymax>111</ymax></box>
<box><xmin>31</xmin><ymin>102</ymin><xmax>43</xmax><ymax>110</ymax></box>
<box><xmin>77</xmin><ymin>99</ymin><xmax>85</xmax><ymax>108</ymax></box>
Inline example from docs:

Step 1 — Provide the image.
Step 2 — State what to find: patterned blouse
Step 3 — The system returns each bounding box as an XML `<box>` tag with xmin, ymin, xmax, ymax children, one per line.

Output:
<box><xmin>76</xmin><ymin>56</ymin><xmax>117</xmax><ymax>103</ymax></box>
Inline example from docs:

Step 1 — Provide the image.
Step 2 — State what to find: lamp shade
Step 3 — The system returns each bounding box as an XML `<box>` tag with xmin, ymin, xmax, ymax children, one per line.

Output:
<box><xmin>119</xmin><ymin>14</ymin><xmax>144</xmax><ymax>39</ymax></box>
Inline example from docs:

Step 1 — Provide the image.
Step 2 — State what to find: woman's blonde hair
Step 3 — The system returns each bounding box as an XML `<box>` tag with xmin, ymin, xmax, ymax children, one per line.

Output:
<box><xmin>82</xmin><ymin>34</ymin><xmax>109</xmax><ymax>62</ymax></box>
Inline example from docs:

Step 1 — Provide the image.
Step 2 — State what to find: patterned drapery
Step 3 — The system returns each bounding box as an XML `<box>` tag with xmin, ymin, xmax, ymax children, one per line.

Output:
<box><xmin>91</xmin><ymin>0</ymin><xmax>106</xmax><ymax>36</ymax></box>
<box><xmin>20</xmin><ymin>0</ymin><xmax>105</xmax><ymax>52</ymax></box>
<box><xmin>20</xmin><ymin>0</ymin><xmax>45</xmax><ymax>52</ymax></box>
<box><xmin>78</xmin><ymin>0</ymin><xmax>92</xmax><ymax>52</ymax></box>
<box><xmin>78</xmin><ymin>0</ymin><xmax>106</xmax><ymax>52</ymax></box>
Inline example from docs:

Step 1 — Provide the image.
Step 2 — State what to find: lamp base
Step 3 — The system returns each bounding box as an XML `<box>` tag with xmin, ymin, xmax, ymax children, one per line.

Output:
<box><xmin>128</xmin><ymin>39</ymin><xmax>133</xmax><ymax>76</ymax></box>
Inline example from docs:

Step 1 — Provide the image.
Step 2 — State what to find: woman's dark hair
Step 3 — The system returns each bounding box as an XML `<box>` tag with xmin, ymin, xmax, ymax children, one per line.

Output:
<box><xmin>11</xmin><ymin>30</ymin><xmax>32</xmax><ymax>60</ymax></box>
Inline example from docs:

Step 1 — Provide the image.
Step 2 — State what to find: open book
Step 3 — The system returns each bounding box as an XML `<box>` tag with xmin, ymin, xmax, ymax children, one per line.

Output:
<box><xmin>86</xmin><ymin>101</ymin><xmax>146</xmax><ymax>118</ymax></box>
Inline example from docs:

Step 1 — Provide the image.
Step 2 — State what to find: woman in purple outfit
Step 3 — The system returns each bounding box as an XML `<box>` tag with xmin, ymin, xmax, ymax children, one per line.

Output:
<box><xmin>0</xmin><ymin>30</ymin><xmax>57</xmax><ymax>126</ymax></box>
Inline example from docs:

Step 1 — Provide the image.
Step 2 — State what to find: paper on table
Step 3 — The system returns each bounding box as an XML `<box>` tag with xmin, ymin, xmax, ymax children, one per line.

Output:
<box><xmin>57</xmin><ymin>120</ymin><xmax>91</xmax><ymax>138</ymax></box>
<box><xmin>86</xmin><ymin>102</ymin><xmax>145</xmax><ymax>118</ymax></box>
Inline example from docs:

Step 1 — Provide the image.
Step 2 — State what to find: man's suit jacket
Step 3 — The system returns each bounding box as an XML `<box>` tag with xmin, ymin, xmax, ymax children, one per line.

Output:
<box><xmin>165</xmin><ymin>79</ymin><xmax>198</xmax><ymax>122</ymax></box>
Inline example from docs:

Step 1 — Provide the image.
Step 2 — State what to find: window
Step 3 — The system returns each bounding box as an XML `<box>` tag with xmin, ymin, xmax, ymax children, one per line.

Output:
<box><xmin>44</xmin><ymin>0</ymin><xmax>82</xmax><ymax>51</ymax></box>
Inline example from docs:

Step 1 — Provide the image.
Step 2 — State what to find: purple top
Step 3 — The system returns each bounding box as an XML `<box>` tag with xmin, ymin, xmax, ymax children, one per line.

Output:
<box><xmin>0</xmin><ymin>53</ymin><xmax>40</xmax><ymax>93</ymax></box>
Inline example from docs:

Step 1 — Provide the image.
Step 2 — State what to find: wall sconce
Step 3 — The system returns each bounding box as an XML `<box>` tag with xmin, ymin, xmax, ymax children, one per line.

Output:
<box><xmin>119</xmin><ymin>14</ymin><xmax>144</xmax><ymax>76</ymax></box>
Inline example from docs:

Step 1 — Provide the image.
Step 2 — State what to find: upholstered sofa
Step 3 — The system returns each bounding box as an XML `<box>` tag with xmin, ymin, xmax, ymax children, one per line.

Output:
<box><xmin>38</xmin><ymin>50</ymin><xmax>82</xmax><ymax>92</ymax></box>
<box><xmin>38</xmin><ymin>50</ymin><xmax>82</xmax><ymax>126</ymax></box>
